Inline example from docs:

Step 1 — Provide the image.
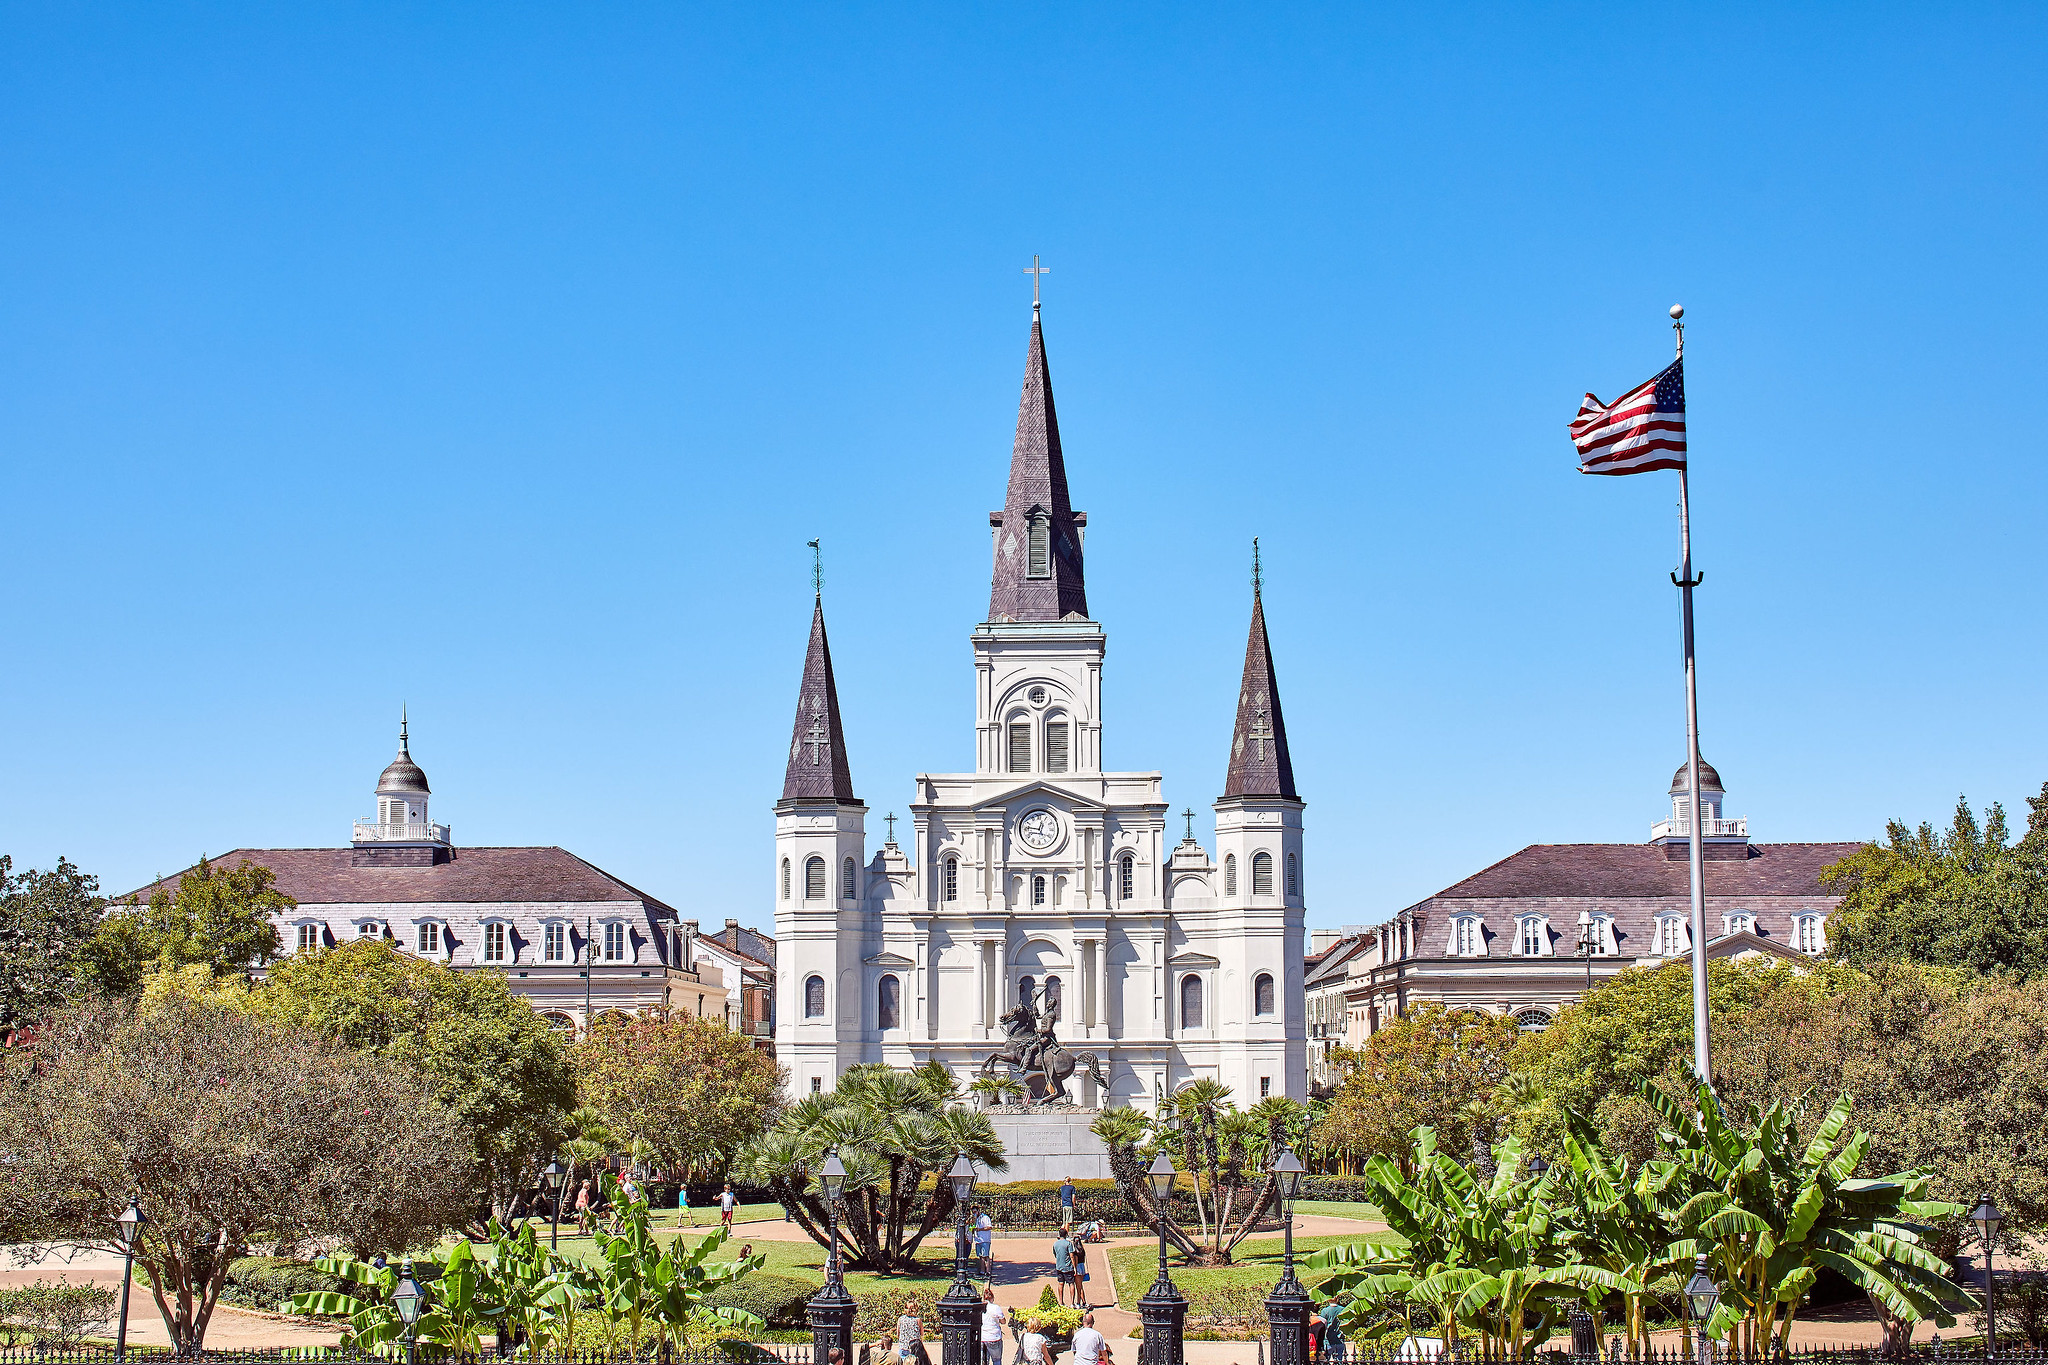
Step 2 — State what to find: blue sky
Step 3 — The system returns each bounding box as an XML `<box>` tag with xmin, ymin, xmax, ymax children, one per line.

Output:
<box><xmin>4</xmin><ymin>4</ymin><xmax>2044</xmax><ymax>928</ymax></box>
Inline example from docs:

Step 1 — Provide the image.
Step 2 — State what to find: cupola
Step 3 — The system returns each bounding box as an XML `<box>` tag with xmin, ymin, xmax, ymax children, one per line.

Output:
<box><xmin>353</xmin><ymin>713</ymin><xmax>453</xmax><ymax>865</ymax></box>
<box><xmin>1652</xmin><ymin>757</ymin><xmax>1748</xmax><ymax>859</ymax></box>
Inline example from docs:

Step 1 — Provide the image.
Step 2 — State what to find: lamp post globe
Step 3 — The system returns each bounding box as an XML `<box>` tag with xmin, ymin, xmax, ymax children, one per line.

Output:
<box><xmin>391</xmin><ymin>1261</ymin><xmax>425</xmax><ymax>1365</ymax></box>
<box><xmin>540</xmin><ymin>1159</ymin><xmax>566</xmax><ymax>1250</ymax></box>
<box><xmin>1684</xmin><ymin>1257</ymin><xmax>1721</xmax><ymax>1363</ymax></box>
<box><xmin>112</xmin><ymin>1197</ymin><xmax>147</xmax><ymax>1362</ymax></box>
<box><xmin>1973</xmin><ymin>1195</ymin><xmax>2004</xmax><ymax>1355</ymax></box>
<box><xmin>806</xmin><ymin>1149</ymin><xmax>856</xmax><ymax>1365</ymax></box>
<box><xmin>1527</xmin><ymin>1154</ymin><xmax>1551</xmax><ymax>1179</ymax></box>
<box><xmin>1138</xmin><ymin>1153</ymin><xmax>1187</xmax><ymax>1365</ymax></box>
<box><xmin>1264</xmin><ymin>1146</ymin><xmax>1311</xmax><ymax>1365</ymax></box>
<box><xmin>938</xmin><ymin>1153</ymin><xmax>982</xmax><ymax>1365</ymax></box>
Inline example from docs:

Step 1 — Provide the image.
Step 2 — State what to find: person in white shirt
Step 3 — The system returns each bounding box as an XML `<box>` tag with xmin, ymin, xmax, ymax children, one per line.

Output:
<box><xmin>1071</xmin><ymin>1313</ymin><xmax>1106</xmax><ymax>1365</ymax></box>
<box><xmin>975</xmin><ymin>1209</ymin><xmax>995</xmax><ymax>1277</ymax></box>
<box><xmin>1019</xmin><ymin>1319</ymin><xmax>1052</xmax><ymax>1365</ymax></box>
<box><xmin>979</xmin><ymin>1289</ymin><xmax>1008</xmax><ymax>1365</ymax></box>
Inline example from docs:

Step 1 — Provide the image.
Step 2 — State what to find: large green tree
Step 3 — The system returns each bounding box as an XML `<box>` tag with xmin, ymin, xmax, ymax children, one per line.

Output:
<box><xmin>82</xmin><ymin>855</ymin><xmax>289</xmax><ymax>993</ymax></box>
<box><xmin>0</xmin><ymin>993</ymin><xmax>471</xmax><ymax>1351</ymax></box>
<box><xmin>573</xmin><ymin>1013</ymin><xmax>783</xmax><ymax>1182</ymax></box>
<box><xmin>1822</xmin><ymin>787</ymin><xmax>2048</xmax><ymax>978</ymax></box>
<box><xmin>0</xmin><ymin>855</ymin><xmax>104</xmax><ymax>1028</ymax></box>
<box><xmin>256</xmin><ymin>939</ymin><xmax>576</xmax><ymax>1223</ymax></box>
<box><xmin>1317</xmin><ymin>1002</ymin><xmax>1522</xmax><ymax>1172</ymax></box>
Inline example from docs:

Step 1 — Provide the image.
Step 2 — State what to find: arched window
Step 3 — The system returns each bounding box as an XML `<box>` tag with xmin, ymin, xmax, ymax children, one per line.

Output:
<box><xmin>943</xmin><ymin>857</ymin><xmax>959</xmax><ymax>902</ymax></box>
<box><xmin>1513</xmin><ymin>1008</ymin><xmax>1553</xmax><ymax>1033</ymax></box>
<box><xmin>1254</xmin><ymin>972</ymin><xmax>1275</xmax><ymax>1016</ymax></box>
<box><xmin>1518</xmin><ymin>917</ymin><xmax>1546</xmax><ymax>957</ymax></box>
<box><xmin>877</xmin><ymin>974</ymin><xmax>901</xmax><ymax>1030</ymax></box>
<box><xmin>1454</xmin><ymin>917</ymin><xmax>1482</xmax><ymax>956</ymax></box>
<box><xmin>1008</xmin><ymin>720</ymin><xmax>1032</xmax><ymax>771</ymax></box>
<box><xmin>1032</xmin><ymin>875</ymin><xmax>1047</xmax><ymax>906</ymax></box>
<box><xmin>1224</xmin><ymin>854</ymin><xmax>1238</xmax><ymax>896</ymax></box>
<box><xmin>1655</xmin><ymin>916</ymin><xmax>1688</xmax><ymax>956</ymax></box>
<box><xmin>1724</xmin><ymin>912</ymin><xmax>1755</xmax><ymax>937</ymax></box>
<box><xmin>1252</xmin><ymin>852</ymin><xmax>1274</xmax><ymax>895</ymax></box>
<box><xmin>1286</xmin><ymin>853</ymin><xmax>1299</xmax><ymax>896</ymax></box>
<box><xmin>1027</xmin><ymin>512</ymin><xmax>1051</xmax><ymax>578</ymax></box>
<box><xmin>1119</xmin><ymin>854</ymin><xmax>1134</xmax><ymax>902</ymax></box>
<box><xmin>1019</xmin><ymin>975</ymin><xmax>1036</xmax><ymax>1008</ymax></box>
<box><xmin>805</xmin><ymin>856</ymin><xmax>826</xmax><ymax>900</ymax></box>
<box><xmin>1180</xmin><ymin>974</ymin><xmax>1205</xmax><ymax>1029</ymax></box>
<box><xmin>804</xmin><ymin>975</ymin><xmax>826</xmax><ymax>1018</ymax></box>
<box><xmin>781</xmin><ymin>858</ymin><xmax>791</xmax><ymax>900</ymax></box>
<box><xmin>842</xmin><ymin>857</ymin><xmax>857</xmax><ymax>900</ymax></box>
<box><xmin>1794</xmin><ymin>915</ymin><xmax>1825</xmax><ymax>954</ymax></box>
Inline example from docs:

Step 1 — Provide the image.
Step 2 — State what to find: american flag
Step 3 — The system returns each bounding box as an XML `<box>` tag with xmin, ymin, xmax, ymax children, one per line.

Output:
<box><xmin>1570</xmin><ymin>359</ymin><xmax>1686</xmax><ymax>475</ymax></box>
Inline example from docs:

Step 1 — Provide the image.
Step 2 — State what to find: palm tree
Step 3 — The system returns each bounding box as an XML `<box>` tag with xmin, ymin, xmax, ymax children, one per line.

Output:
<box><xmin>1090</xmin><ymin>1089</ymin><xmax>1292</xmax><ymax>1266</ymax></box>
<box><xmin>969</xmin><ymin>1073</ymin><xmax>1022</xmax><ymax>1109</ymax></box>
<box><xmin>736</xmin><ymin>1063</ymin><xmax>1006</xmax><ymax>1271</ymax></box>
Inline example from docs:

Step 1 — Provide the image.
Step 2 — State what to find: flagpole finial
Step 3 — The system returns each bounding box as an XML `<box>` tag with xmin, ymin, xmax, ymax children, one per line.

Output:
<box><xmin>1669</xmin><ymin>304</ymin><xmax>1684</xmax><ymax>320</ymax></box>
<box><xmin>1670</xmin><ymin>304</ymin><xmax>1685</xmax><ymax>359</ymax></box>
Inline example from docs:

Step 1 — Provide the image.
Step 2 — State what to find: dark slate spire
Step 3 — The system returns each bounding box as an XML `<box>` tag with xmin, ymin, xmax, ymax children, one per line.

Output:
<box><xmin>781</xmin><ymin>596</ymin><xmax>858</xmax><ymax>803</ymax></box>
<box><xmin>1224</xmin><ymin>556</ymin><xmax>1298</xmax><ymax>800</ymax></box>
<box><xmin>987</xmin><ymin>313</ymin><xmax>1088</xmax><ymax>622</ymax></box>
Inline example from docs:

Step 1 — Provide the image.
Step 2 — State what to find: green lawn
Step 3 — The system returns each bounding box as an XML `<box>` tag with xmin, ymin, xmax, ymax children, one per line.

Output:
<box><xmin>1287</xmin><ymin>1200</ymin><xmax>1381</xmax><ymax>1220</ymax></box>
<box><xmin>490</xmin><ymin>1221</ymin><xmax>962</xmax><ymax>1297</ymax></box>
<box><xmin>1104</xmin><ymin>1231</ymin><xmax>1401</xmax><ymax>1304</ymax></box>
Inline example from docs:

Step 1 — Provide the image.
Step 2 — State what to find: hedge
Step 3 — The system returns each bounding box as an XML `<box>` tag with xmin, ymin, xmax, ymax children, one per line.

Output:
<box><xmin>1297</xmin><ymin>1176</ymin><xmax>1378</xmax><ymax>1203</ymax></box>
<box><xmin>700</xmin><ymin>1274</ymin><xmax>815</xmax><ymax>1329</ymax></box>
<box><xmin>220</xmin><ymin>1257</ymin><xmax>362</xmax><ymax>1315</ymax></box>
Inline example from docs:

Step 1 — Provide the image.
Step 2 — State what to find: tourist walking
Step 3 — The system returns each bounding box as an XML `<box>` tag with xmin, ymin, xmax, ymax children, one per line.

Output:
<box><xmin>1019</xmin><ymin>1318</ymin><xmax>1053</xmax><ymax>1365</ymax></box>
<box><xmin>720</xmin><ymin>1182</ymin><xmax>737</xmax><ymax>1229</ymax></box>
<box><xmin>975</xmin><ymin>1208</ymin><xmax>995</xmax><ymax>1278</ymax></box>
<box><xmin>1051</xmin><ymin>1227</ymin><xmax>1078</xmax><ymax>1307</ymax></box>
<box><xmin>979</xmin><ymin>1288</ymin><xmax>1007</xmax><ymax>1365</ymax></box>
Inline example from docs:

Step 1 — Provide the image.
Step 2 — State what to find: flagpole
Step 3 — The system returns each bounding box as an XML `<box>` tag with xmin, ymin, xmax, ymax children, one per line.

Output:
<box><xmin>1670</xmin><ymin>304</ymin><xmax>1711</xmax><ymax>1087</ymax></box>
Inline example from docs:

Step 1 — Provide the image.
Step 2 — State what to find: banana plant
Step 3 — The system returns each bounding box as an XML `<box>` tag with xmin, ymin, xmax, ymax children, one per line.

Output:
<box><xmin>572</xmin><ymin>1172</ymin><xmax>764</xmax><ymax>1348</ymax></box>
<box><xmin>1643</xmin><ymin>1079</ymin><xmax>1967</xmax><ymax>1355</ymax></box>
<box><xmin>1553</xmin><ymin>1112</ymin><xmax>1695</xmax><ymax>1358</ymax></box>
<box><xmin>290</xmin><ymin>1240</ymin><xmax>506</xmax><ymax>1357</ymax></box>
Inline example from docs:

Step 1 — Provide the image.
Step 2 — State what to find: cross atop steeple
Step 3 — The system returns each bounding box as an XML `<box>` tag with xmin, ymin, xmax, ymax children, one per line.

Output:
<box><xmin>1183</xmin><ymin>808</ymin><xmax>1196</xmax><ymax>841</ymax></box>
<box><xmin>1023</xmin><ymin>255</ymin><xmax>1050</xmax><ymax>313</ymax></box>
<box><xmin>885</xmin><ymin>812</ymin><xmax>898</xmax><ymax>844</ymax></box>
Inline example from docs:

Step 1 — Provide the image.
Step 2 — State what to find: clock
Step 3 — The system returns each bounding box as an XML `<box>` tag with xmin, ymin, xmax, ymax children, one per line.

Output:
<box><xmin>1018</xmin><ymin>809</ymin><xmax>1060</xmax><ymax>851</ymax></box>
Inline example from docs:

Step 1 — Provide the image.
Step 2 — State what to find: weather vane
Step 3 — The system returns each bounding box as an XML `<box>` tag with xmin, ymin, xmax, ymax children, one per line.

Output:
<box><xmin>806</xmin><ymin>539</ymin><xmax>822</xmax><ymax>597</ymax></box>
<box><xmin>1251</xmin><ymin>537</ymin><xmax>1262</xmax><ymax>595</ymax></box>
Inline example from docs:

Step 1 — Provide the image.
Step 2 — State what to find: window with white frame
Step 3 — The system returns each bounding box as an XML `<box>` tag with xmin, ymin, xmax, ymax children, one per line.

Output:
<box><xmin>943</xmin><ymin>857</ymin><xmax>959</xmax><ymax>902</ymax></box>
<box><xmin>1655</xmin><ymin>916</ymin><xmax>1688</xmax><ymax>957</ymax></box>
<box><xmin>358</xmin><ymin>921</ymin><xmax>385</xmax><ymax>941</ymax></box>
<box><xmin>1724</xmin><ymin>912</ymin><xmax>1756</xmax><ymax>938</ymax></box>
<box><xmin>1794</xmin><ymin>915</ymin><xmax>1826</xmax><ymax>954</ymax></box>
<box><xmin>544</xmin><ymin>922</ymin><xmax>566</xmax><ymax>962</ymax></box>
<box><xmin>804</xmin><ymin>974</ymin><xmax>826</xmax><ymax>1018</ymax></box>
<box><xmin>482</xmin><ymin>922</ymin><xmax>509</xmax><ymax>963</ymax></box>
<box><xmin>1518</xmin><ymin>917</ymin><xmax>1546</xmax><ymax>957</ymax></box>
<box><xmin>1180</xmin><ymin>974</ymin><xmax>1204</xmax><ymax>1028</ymax></box>
<box><xmin>1119</xmin><ymin>854</ymin><xmax>1135</xmax><ymax>902</ymax></box>
<box><xmin>604</xmin><ymin>922</ymin><xmax>626</xmax><ymax>961</ymax></box>
<box><xmin>416</xmin><ymin>921</ymin><xmax>441</xmax><ymax>955</ymax></box>
<box><xmin>1454</xmin><ymin>917</ymin><xmax>1483</xmax><ymax>956</ymax></box>
<box><xmin>296</xmin><ymin>923</ymin><xmax>322</xmax><ymax>954</ymax></box>
<box><xmin>1032</xmin><ymin>875</ymin><xmax>1047</xmax><ymax>906</ymax></box>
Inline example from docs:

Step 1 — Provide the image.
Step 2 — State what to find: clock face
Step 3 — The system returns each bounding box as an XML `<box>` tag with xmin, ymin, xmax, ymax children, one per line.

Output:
<box><xmin>1018</xmin><ymin>810</ymin><xmax>1060</xmax><ymax>850</ymax></box>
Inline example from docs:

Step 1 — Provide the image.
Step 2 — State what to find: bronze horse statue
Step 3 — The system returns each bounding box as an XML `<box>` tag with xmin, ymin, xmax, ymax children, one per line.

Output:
<box><xmin>981</xmin><ymin>1001</ymin><xmax>1106</xmax><ymax>1106</ymax></box>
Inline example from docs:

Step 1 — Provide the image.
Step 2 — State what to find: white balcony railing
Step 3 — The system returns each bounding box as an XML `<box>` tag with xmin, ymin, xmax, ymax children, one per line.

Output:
<box><xmin>1650</xmin><ymin>816</ymin><xmax>1748</xmax><ymax>840</ymax></box>
<box><xmin>353</xmin><ymin>819</ymin><xmax>452</xmax><ymax>844</ymax></box>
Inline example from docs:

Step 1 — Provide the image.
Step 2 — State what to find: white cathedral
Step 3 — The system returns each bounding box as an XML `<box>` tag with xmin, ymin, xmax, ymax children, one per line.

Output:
<box><xmin>773</xmin><ymin>302</ymin><xmax>1308</xmax><ymax>1113</ymax></box>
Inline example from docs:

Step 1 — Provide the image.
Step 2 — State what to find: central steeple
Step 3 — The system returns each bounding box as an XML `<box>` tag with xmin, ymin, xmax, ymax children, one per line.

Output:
<box><xmin>987</xmin><ymin>309</ymin><xmax>1088</xmax><ymax>623</ymax></box>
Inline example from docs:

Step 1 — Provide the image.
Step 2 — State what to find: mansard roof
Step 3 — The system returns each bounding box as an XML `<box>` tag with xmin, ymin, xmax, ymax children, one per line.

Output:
<box><xmin>122</xmin><ymin>846</ymin><xmax>679</xmax><ymax>913</ymax></box>
<box><xmin>781</xmin><ymin>596</ymin><xmax>859</xmax><ymax>804</ymax></box>
<box><xmin>1424</xmin><ymin>841</ymin><xmax>1867</xmax><ymax>903</ymax></box>
<box><xmin>987</xmin><ymin>316</ymin><xmax>1088</xmax><ymax>623</ymax></box>
<box><xmin>1222</xmin><ymin>586</ymin><xmax>1298</xmax><ymax>800</ymax></box>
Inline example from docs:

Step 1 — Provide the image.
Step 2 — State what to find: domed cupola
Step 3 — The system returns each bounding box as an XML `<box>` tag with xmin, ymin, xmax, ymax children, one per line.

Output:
<box><xmin>1654</xmin><ymin>756</ymin><xmax>1747</xmax><ymax>859</ymax></box>
<box><xmin>353</xmin><ymin>712</ymin><xmax>452</xmax><ymax>865</ymax></box>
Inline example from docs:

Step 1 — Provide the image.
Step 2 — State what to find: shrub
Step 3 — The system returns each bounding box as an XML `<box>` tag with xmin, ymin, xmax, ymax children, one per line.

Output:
<box><xmin>852</xmin><ymin>1287</ymin><xmax>943</xmax><ymax>1338</ymax></box>
<box><xmin>701</xmin><ymin>1275</ymin><xmax>815</xmax><ymax>1329</ymax></box>
<box><xmin>220</xmin><ymin>1256</ymin><xmax>358</xmax><ymax>1315</ymax></box>
<box><xmin>0</xmin><ymin>1282</ymin><xmax>118</xmax><ymax>1346</ymax></box>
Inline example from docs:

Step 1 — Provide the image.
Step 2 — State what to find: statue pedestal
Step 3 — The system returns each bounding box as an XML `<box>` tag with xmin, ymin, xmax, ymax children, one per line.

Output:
<box><xmin>984</xmin><ymin>1109</ymin><xmax>1110</xmax><ymax>1181</ymax></box>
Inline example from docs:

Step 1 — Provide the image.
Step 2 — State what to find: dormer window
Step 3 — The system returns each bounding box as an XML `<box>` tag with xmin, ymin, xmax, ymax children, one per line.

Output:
<box><xmin>415</xmin><ymin>921</ymin><xmax>441</xmax><ymax>955</ymax></box>
<box><xmin>1517</xmin><ymin>916</ymin><xmax>1547</xmax><ymax>957</ymax></box>
<box><xmin>357</xmin><ymin>921</ymin><xmax>387</xmax><ymax>941</ymax></box>
<box><xmin>543</xmin><ymin>922</ymin><xmax>567</xmax><ymax>962</ymax></box>
<box><xmin>482</xmin><ymin>922</ymin><xmax>509</xmax><ymax>963</ymax></box>
<box><xmin>296</xmin><ymin>923</ymin><xmax>323</xmax><ymax>954</ymax></box>
<box><xmin>1654</xmin><ymin>915</ymin><xmax>1689</xmax><ymax>957</ymax></box>
<box><xmin>1794</xmin><ymin>914</ymin><xmax>1826</xmax><ymax>955</ymax></box>
<box><xmin>1027</xmin><ymin>513</ymin><xmax>1051</xmax><ymax>578</ymax></box>
<box><xmin>1724</xmin><ymin>912</ymin><xmax>1756</xmax><ymax>938</ymax></box>
<box><xmin>1453</xmin><ymin>917</ymin><xmax>1484</xmax><ymax>957</ymax></box>
<box><xmin>603</xmin><ymin>922</ymin><xmax>627</xmax><ymax>962</ymax></box>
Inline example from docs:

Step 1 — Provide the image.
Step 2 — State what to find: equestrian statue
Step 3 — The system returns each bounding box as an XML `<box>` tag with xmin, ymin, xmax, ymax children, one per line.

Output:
<box><xmin>980</xmin><ymin>981</ymin><xmax>1106</xmax><ymax>1106</ymax></box>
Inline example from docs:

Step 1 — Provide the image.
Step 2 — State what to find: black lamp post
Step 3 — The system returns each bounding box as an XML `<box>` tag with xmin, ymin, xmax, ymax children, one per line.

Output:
<box><xmin>113</xmin><ymin>1196</ymin><xmax>146</xmax><ymax>1363</ymax></box>
<box><xmin>392</xmin><ymin>1260</ymin><xmax>425</xmax><ymax>1365</ymax></box>
<box><xmin>1972</xmin><ymin>1195</ymin><xmax>2004</xmax><ymax>1356</ymax></box>
<box><xmin>1264</xmin><ymin>1146</ymin><xmax>1310</xmax><ymax>1365</ymax></box>
<box><xmin>938</xmin><ymin>1153</ymin><xmax>982</xmax><ymax>1365</ymax></box>
<box><xmin>806</xmin><ymin>1149</ymin><xmax>856</xmax><ymax>1365</ymax></box>
<box><xmin>1684</xmin><ymin>1256</ymin><xmax>1721</xmax><ymax>1365</ymax></box>
<box><xmin>540</xmin><ymin>1159</ymin><xmax>566</xmax><ymax>1251</ymax></box>
<box><xmin>1138</xmin><ymin>1153</ymin><xmax>1187</xmax><ymax>1365</ymax></box>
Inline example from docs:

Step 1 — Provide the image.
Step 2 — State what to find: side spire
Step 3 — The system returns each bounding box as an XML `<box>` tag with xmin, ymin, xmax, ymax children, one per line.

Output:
<box><xmin>1224</xmin><ymin>540</ymin><xmax>1298</xmax><ymax>800</ymax></box>
<box><xmin>782</xmin><ymin>568</ymin><xmax>858</xmax><ymax>804</ymax></box>
<box><xmin>988</xmin><ymin>293</ymin><xmax>1088</xmax><ymax>623</ymax></box>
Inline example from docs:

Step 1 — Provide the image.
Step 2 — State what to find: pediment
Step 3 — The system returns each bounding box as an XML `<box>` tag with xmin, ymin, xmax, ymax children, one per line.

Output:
<box><xmin>1671</xmin><ymin>930</ymin><xmax>1809</xmax><ymax>967</ymax></box>
<box><xmin>974</xmin><ymin>781</ymin><xmax>1107</xmax><ymax>813</ymax></box>
<box><xmin>1168</xmin><ymin>951</ymin><xmax>1221</xmax><ymax>969</ymax></box>
<box><xmin>865</xmin><ymin>951</ymin><xmax>917</xmax><ymax>968</ymax></box>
